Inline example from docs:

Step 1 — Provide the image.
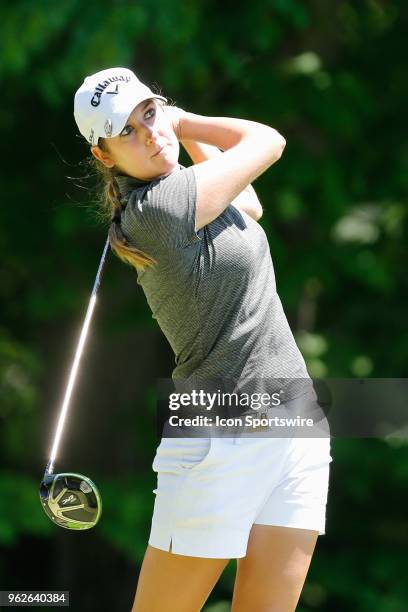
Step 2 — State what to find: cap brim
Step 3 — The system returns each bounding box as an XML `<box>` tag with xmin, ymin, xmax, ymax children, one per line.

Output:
<box><xmin>110</xmin><ymin>93</ymin><xmax>167</xmax><ymax>139</ymax></box>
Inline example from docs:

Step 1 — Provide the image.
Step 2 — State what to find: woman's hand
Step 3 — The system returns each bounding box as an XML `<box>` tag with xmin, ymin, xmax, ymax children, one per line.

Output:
<box><xmin>163</xmin><ymin>105</ymin><xmax>185</xmax><ymax>140</ymax></box>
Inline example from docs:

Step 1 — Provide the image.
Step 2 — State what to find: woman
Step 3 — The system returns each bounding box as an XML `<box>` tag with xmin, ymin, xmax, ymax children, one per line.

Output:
<box><xmin>74</xmin><ymin>67</ymin><xmax>332</xmax><ymax>611</ymax></box>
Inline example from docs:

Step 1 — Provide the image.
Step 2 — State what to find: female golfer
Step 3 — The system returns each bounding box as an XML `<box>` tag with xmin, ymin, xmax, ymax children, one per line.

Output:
<box><xmin>74</xmin><ymin>67</ymin><xmax>332</xmax><ymax>611</ymax></box>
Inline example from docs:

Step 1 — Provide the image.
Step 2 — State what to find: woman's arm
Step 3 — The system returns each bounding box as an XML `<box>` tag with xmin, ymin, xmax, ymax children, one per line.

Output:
<box><xmin>181</xmin><ymin>140</ymin><xmax>263</xmax><ymax>221</ymax></box>
<box><xmin>164</xmin><ymin>105</ymin><xmax>285</xmax><ymax>230</ymax></box>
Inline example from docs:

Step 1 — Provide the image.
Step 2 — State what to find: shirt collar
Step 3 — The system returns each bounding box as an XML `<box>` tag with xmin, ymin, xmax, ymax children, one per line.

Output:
<box><xmin>115</xmin><ymin>164</ymin><xmax>185</xmax><ymax>199</ymax></box>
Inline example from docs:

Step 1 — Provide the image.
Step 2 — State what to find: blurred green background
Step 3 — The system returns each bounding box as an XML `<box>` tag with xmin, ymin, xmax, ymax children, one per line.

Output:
<box><xmin>1</xmin><ymin>1</ymin><xmax>407</xmax><ymax>610</ymax></box>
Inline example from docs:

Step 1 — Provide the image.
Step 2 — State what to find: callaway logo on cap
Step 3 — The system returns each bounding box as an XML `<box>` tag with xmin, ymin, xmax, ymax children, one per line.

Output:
<box><xmin>74</xmin><ymin>67</ymin><xmax>167</xmax><ymax>146</ymax></box>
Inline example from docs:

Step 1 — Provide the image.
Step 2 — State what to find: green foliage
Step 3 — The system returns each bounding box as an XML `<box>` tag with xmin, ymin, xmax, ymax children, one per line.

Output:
<box><xmin>0</xmin><ymin>0</ymin><xmax>407</xmax><ymax>609</ymax></box>
<box><xmin>98</xmin><ymin>475</ymin><xmax>156</xmax><ymax>563</ymax></box>
<box><xmin>0</xmin><ymin>472</ymin><xmax>53</xmax><ymax>545</ymax></box>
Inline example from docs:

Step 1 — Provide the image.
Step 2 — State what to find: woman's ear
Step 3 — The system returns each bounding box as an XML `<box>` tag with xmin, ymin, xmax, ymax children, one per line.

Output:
<box><xmin>90</xmin><ymin>145</ymin><xmax>115</xmax><ymax>168</ymax></box>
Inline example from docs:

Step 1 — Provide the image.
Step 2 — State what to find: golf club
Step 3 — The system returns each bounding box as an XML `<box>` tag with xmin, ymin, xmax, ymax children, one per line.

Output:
<box><xmin>39</xmin><ymin>236</ymin><xmax>111</xmax><ymax>530</ymax></box>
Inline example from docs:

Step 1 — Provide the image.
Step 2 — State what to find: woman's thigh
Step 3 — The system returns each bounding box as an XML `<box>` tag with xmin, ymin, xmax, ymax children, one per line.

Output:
<box><xmin>231</xmin><ymin>524</ymin><xmax>319</xmax><ymax>612</ymax></box>
<box><xmin>131</xmin><ymin>544</ymin><xmax>230</xmax><ymax>612</ymax></box>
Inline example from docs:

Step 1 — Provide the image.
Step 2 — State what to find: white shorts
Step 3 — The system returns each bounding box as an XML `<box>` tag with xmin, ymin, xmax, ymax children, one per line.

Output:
<box><xmin>148</xmin><ymin>417</ymin><xmax>333</xmax><ymax>559</ymax></box>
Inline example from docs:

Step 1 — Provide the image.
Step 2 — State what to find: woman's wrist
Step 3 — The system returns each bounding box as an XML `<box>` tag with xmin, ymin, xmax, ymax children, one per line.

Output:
<box><xmin>164</xmin><ymin>105</ymin><xmax>186</xmax><ymax>140</ymax></box>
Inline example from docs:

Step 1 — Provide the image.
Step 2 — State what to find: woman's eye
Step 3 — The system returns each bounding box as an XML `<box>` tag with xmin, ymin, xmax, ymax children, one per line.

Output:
<box><xmin>145</xmin><ymin>107</ymin><xmax>155</xmax><ymax>120</ymax></box>
<box><xmin>120</xmin><ymin>107</ymin><xmax>155</xmax><ymax>136</ymax></box>
<box><xmin>121</xmin><ymin>125</ymin><xmax>133</xmax><ymax>136</ymax></box>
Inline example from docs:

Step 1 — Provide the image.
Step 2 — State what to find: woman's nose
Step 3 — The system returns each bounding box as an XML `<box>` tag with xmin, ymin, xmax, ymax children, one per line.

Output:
<box><xmin>144</xmin><ymin>125</ymin><xmax>159</xmax><ymax>145</ymax></box>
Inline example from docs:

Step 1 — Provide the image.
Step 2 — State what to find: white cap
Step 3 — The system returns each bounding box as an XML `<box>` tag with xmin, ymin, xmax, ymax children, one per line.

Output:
<box><xmin>74</xmin><ymin>67</ymin><xmax>167</xmax><ymax>146</ymax></box>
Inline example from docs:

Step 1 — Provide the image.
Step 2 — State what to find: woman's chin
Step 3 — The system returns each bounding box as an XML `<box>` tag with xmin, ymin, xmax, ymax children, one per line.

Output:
<box><xmin>156</xmin><ymin>156</ymin><xmax>180</xmax><ymax>174</ymax></box>
<box><xmin>126</xmin><ymin>152</ymin><xmax>180</xmax><ymax>181</ymax></box>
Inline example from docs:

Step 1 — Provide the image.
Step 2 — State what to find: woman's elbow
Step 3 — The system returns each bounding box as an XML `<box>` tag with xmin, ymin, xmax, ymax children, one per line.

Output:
<box><xmin>260</xmin><ymin>128</ymin><xmax>286</xmax><ymax>164</ymax></box>
<box><xmin>255</xmin><ymin>206</ymin><xmax>263</xmax><ymax>221</ymax></box>
<box><xmin>250</xmin><ymin>203</ymin><xmax>263</xmax><ymax>221</ymax></box>
<box><xmin>274</xmin><ymin>132</ymin><xmax>286</xmax><ymax>160</ymax></box>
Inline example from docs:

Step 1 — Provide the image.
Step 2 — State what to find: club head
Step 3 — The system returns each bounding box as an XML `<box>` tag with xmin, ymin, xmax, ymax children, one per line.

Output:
<box><xmin>39</xmin><ymin>472</ymin><xmax>102</xmax><ymax>530</ymax></box>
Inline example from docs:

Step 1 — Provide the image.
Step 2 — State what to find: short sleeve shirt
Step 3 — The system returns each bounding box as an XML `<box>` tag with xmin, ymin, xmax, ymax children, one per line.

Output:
<box><xmin>116</xmin><ymin>165</ymin><xmax>311</xmax><ymax>405</ymax></box>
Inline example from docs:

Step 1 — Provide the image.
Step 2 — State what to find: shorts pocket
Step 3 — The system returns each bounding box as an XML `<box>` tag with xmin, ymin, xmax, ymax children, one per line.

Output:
<box><xmin>180</xmin><ymin>437</ymin><xmax>213</xmax><ymax>471</ymax></box>
<box><xmin>152</xmin><ymin>437</ymin><xmax>213</xmax><ymax>474</ymax></box>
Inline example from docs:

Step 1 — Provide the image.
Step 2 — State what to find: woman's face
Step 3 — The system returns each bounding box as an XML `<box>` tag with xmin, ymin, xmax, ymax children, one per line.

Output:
<box><xmin>91</xmin><ymin>99</ymin><xmax>180</xmax><ymax>180</ymax></box>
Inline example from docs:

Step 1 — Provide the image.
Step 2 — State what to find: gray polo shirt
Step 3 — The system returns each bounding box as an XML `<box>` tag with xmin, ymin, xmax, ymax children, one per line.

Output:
<box><xmin>116</xmin><ymin>165</ymin><xmax>311</xmax><ymax>408</ymax></box>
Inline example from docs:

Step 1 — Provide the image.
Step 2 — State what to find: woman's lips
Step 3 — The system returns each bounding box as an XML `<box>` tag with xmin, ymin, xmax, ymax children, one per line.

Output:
<box><xmin>152</xmin><ymin>145</ymin><xmax>166</xmax><ymax>158</ymax></box>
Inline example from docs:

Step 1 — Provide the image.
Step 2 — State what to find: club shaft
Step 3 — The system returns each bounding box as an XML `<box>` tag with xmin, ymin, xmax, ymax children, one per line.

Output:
<box><xmin>45</xmin><ymin>236</ymin><xmax>111</xmax><ymax>476</ymax></box>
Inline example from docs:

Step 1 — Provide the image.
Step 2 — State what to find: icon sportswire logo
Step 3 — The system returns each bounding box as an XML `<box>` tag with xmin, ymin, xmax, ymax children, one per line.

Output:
<box><xmin>90</xmin><ymin>75</ymin><xmax>131</xmax><ymax>107</ymax></box>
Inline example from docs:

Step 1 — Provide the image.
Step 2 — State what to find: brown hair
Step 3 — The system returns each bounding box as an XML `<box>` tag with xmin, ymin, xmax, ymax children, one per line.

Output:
<box><xmin>90</xmin><ymin>141</ymin><xmax>157</xmax><ymax>272</ymax></box>
<box><xmin>81</xmin><ymin>97</ymin><xmax>178</xmax><ymax>271</ymax></box>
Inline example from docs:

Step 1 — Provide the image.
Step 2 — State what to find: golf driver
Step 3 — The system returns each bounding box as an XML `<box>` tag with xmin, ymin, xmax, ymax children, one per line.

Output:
<box><xmin>39</xmin><ymin>236</ymin><xmax>110</xmax><ymax>530</ymax></box>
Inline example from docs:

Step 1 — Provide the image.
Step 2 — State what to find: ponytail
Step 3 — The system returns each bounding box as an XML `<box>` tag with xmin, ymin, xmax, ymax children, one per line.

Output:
<box><xmin>89</xmin><ymin>145</ymin><xmax>157</xmax><ymax>272</ymax></box>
